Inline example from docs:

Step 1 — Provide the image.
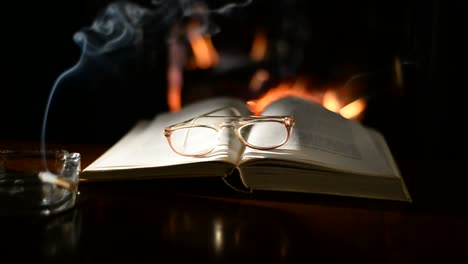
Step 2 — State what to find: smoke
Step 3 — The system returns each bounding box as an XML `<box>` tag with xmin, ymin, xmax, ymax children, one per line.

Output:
<box><xmin>73</xmin><ymin>3</ymin><xmax>149</xmax><ymax>57</ymax></box>
<box><xmin>180</xmin><ymin>0</ymin><xmax>252</xmax><ymax>17</ymax></box>
<box><xmin>40</xmin><ymin>0</ymin><xmax>252</xmax><ymax>165</ymax></box>
<box><xmin>71</xmin><ymin>0</ymin><xmax>252</xmax><ymax>58</ymax></box>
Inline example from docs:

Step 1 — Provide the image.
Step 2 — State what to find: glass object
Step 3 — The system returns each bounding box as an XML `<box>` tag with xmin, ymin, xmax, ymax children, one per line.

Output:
<box><xmin>164</xmin><ymin>111</ymin><xmax>295</xmax><ymax>157</ymax></box>
<box><xmin>0</xmin><ymin>149</ymin><xmax>80</xmax><ymax>216</ymax></box>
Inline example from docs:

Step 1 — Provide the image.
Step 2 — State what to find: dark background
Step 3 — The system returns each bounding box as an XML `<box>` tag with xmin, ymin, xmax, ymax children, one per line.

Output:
<box><xmin>2</xmin><ymin>3</ymin><xmax>468</xmax><ymax>260</ymax></box>
<box><xmin>1</xmin><ymin>0</ymin><xmax>467</xmax><ymax>161</ymax></box>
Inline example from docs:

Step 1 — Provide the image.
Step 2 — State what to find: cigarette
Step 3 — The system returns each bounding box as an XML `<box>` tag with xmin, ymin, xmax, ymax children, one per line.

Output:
<box><xmin>38</xmin><ymin>171</ymin><xmax>78</xmax><ymax>193</ymax></box>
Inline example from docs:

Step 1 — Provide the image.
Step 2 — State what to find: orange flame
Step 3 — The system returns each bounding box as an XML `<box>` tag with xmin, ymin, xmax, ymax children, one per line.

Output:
<box><xmin>189</xmin><ymin>36</ymin><xmax>219</xmax><ymax>69</ymax></box>
<box><xmin>339</xmin><ymin>98</ymin><xmax>367</xmax><ymax>120</ymax></box>
<box><xmin>249</xmin><ymin>69</ymin><xmax>270</xmax><ymax>92</ymax></box>
<box><xmin>322</xmin><ymin>89</ymin><xmax>367</xmax><ymax>120</ymax></box>
<box><xmin>166</xmin><ymin>20</ymin><xmax>220</xmax><ymax>112</ymax></box>
<box><xmin>322</xmin><ymin>89</ymin><xmax>342</xmax><ymax>113</ymax></box>
<box><xmin>250</xmin><ymin>29</ymin><xmax>267</xmax><ymax>61</ymax></box>
<box><xmin>167</xmin><ymin>37</ymin><xmax>186</xmax><ymax>112</ymax></box>
<box><xmin>247</xmin><ymin>79</ymin><xmax>321</xmax><ymax>115</ymax></box>
<box><xmin>167</xmin><ymin>66</ymin><xmax>182</xmax><ymax>112</ymax></box>
<box><xmin>187</xmin><ymin>21</ymin><xmax>219</xmax><ymax>69</ymax></box>
<box><xmin>248</xmin><ymin>77</ymin><xmax>367</xmax><ymax>121</ymax></box>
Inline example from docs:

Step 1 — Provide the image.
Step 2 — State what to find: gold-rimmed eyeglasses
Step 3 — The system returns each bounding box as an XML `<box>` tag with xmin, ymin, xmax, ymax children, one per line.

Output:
<box><xmin>164</xmin><ymin>109</ymin><xmax>295</xmax><ymax>157</ymax></box>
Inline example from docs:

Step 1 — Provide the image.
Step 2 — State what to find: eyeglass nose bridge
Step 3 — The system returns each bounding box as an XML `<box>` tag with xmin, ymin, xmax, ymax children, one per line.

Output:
<box><xmin>217</xmin><ymin>124</ymin><xmax>248</xmax><ymax>145</ymax></box>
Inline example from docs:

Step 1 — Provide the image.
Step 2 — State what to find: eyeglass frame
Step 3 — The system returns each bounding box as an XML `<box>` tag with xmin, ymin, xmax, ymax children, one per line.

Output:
<box><xmin>164</xmin><ymin>109</ymin><xmax>295</xmax><ymax>157</ymax></box>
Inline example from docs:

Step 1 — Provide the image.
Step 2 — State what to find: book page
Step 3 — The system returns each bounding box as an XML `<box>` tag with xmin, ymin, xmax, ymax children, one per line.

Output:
<box><xmin>240</xmin><ymin>97</ymin><xmax>394</xmax><ymax>176</ymax></box>
<box><xmin>84</xmin><ymin>97</ymin><xmax>251</xmax><ymax>172</ymax></box>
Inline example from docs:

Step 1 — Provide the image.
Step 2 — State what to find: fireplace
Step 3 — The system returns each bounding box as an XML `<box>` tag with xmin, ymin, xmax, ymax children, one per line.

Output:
<box><xmin>2</xmin><ymin>0</ymin><xmax>467</xmax><ymax>159</ymax></box>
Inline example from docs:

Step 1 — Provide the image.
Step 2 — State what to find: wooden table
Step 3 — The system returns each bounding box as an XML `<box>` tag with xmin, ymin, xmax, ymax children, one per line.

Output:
<box><xmin>1</xmin><ymin>141</ymin><xmax>467</xmax><ymax>262</ymax></box>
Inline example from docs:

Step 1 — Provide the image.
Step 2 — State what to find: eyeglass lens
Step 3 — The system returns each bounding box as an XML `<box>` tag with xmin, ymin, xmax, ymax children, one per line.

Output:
<box><xmin>239</xmin><ymin>121</ymin><xmax>288</xmax><ymax>149</ymax></box>
<box><xmin>170</xmin><ymin>121</ymin><xmax>288</xmax><ymax>156</ymax></box>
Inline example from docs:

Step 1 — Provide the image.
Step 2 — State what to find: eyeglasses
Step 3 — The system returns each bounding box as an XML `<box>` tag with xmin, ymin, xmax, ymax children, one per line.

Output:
<box><xmin>164</xmin><ymin>108</ymin><xmax>295</xmax><ymax>157</ymax></box>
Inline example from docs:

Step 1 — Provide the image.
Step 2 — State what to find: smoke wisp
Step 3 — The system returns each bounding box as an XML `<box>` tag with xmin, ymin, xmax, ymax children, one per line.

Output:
<box><xmin>40</xmin><ymin>0</ymin><xmax>252</xmax><ymax>168</ymax></box>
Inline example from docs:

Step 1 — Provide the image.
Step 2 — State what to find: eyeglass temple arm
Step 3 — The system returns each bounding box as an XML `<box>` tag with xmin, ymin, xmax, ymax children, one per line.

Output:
<box><xmin>189</xmin><ymin>106</ymin><xmax>242</xmax><ymax>124</ymax></box>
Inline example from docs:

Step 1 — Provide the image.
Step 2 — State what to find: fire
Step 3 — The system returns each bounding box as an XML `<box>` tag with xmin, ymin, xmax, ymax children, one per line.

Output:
<box><xmin>322</xmin><ymin>89</ymin><xmax>367</xmax><ymax>120</ymax></box>
<box><xmin>250</xmin><ymin>29</ymin><xmax>267</xmax><ymax>61</ymax></box>
<box><xmin>339</xmin><ymin>98</ymin><xmax>367</xmax><ymax>119</ymax></box>
<box><xmin>167</xmin><ymin>37</ymin><xmax>186</xmax><ymax>112</ymax></box>
<box><xmin>322</xmin><ymin>89</ymin><xmax>342</xmax><ymax>113</ymax></box>
<box><xmin>166</xmin><ymin>19</ymin><xmax>220</xmax><ymax>112</ymax></box>
<box><xmin>248</xmin><ymin>79</ymin><xmax>367</xmax><ymax>121</ymax></box>
<box><xmin>167</xmin><ymin>66</ymin><xmax>182</xmax><ymax>112</ymax></box>
<box><xmin>166</xmin><ymin>18</ymin><xmax>367</xmax><ymax>119</ymax></box>
<box><xmin>249</xmin><ymin>69</ymin><xmax>270</xmax><ymax>92</ymax></box>
<box><xmin>247</xmin><ymin>79</ymin><xmax>321</xmax><ymax>115</ymax></box>
<box><xmin>187</xmin><ymin>21</ymin><xmax>219</xmax><ymax>69</ymax></box>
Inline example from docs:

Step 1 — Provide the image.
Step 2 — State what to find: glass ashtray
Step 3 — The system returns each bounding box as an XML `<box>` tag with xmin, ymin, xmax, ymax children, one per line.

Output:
<box><xmin>0</xmin><ymin>149</ymin><xmax>80</xmax><ymax>216</ymax></box>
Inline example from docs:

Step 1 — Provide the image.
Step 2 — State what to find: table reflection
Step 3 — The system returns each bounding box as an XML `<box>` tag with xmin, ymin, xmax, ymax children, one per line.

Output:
<box><xmin>1</xmin><ymin>208</ymin><xmax>82</xmax><ymax>260</ymax></box>
<box><xmin>155</xmin><ymin>197</ymin><xmax>294</xmax><ymax>260</ymax></box>
<box><xmin>2</xmin><ymin>179</ymin><xmax>468</xmax><ymax>263</ymax></box>
<box><xmin>69</xmin><ymin>182</ymin><xmax>301</xmax><ymax>262</ymax></box>
<box><xmin>40</xmin><ymin>210</ymin><xmax>82</xmax><ymax>257</ymax></box>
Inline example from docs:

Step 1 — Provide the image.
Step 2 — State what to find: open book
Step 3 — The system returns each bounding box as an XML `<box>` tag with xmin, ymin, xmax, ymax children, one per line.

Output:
<box><xmin>82</xmin><ymin>96</ymin><xmax>411</xmax><ymax>202</ymax></box>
